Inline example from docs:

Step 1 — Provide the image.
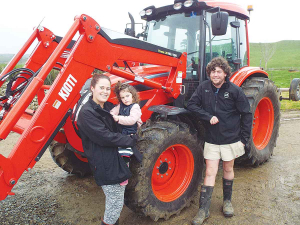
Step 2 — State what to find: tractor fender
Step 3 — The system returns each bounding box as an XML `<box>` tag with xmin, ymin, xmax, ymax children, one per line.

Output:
<box><xmin>230</xmin><ymin>67</ymin><xmax>268</xmax><ymax>87</ymax></box>
<box><xmin>148</xmin><ymin>105</ymin><xmax>189</xmax><ymax>117</ymax></box>
<box><xmin>148</xmin><ymin>105</ymin><xmax>206</xmax><ymax>141</ymax></box>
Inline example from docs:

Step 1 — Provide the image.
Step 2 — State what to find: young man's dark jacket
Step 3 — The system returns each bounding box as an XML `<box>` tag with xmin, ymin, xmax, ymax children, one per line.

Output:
<box><xmin>187</xmin><ymin>77</ymin><xmax>252</xmax><ymax>145</ymax></box>
<box><xmin>77</xmin><ymin>97</ymin><xmax>139</xmax><ymax>186</ymax></box>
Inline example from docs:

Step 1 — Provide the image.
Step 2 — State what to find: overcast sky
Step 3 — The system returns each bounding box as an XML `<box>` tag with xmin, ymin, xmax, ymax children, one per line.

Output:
<box><xmin>0</xmin><ymin>0</ymin><xmax>299</xmax><ymax>54</ymax></box>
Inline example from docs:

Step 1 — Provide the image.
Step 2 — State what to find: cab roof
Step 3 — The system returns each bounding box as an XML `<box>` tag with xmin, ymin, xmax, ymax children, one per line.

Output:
<box><xmin>141</xmin><ymin>0</ymin><xmax>249</xmax><ymax>21</ymax></box>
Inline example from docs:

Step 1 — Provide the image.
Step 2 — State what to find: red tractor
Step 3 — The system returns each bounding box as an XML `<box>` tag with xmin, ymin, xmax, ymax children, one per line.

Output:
<box><xmin>0</xmin><ymin>0</ymin><xmax>282</xmax><ymax>221</ymax></box>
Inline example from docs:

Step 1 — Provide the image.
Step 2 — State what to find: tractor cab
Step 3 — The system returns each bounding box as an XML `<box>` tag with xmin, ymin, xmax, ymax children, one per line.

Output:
<box><xmin>139</xmin><ymin>0</ymin><xmax>250</xmax><ymax>101</ymax></box>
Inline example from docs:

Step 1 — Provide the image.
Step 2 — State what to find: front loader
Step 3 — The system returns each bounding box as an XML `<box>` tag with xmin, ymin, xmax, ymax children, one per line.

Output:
<box><xmin>0</xmin><ymin>0</ymin><xmax>287</xmax><ymax>221</ymax></box>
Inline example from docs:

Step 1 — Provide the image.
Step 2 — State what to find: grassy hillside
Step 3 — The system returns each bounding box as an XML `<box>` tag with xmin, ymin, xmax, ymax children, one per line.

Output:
<box><xmin>250</xmin><ymin>40</ymin><xmax>300</xmax><ymax>69</ymax></box>
<box><xmin>0</xmin><ymin>54</ymin><xmax>29</xmax><ymax>64</ymax></box>
<box><xmin>249</xmin><ymin>40</ymin><xmax>300</xmax><ymax>110</ymax></box>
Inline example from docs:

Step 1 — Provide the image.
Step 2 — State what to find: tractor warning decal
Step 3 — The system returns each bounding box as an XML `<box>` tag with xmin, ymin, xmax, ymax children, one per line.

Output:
<box><xmin>176</xmin><ymin>71</ymin><xmax>183</xmax><ymax>83</ymax></box>
<box><xmin>53</xmin><ymin>100</ymin><xmax>62</xmax><ymax>109</ymax></box>
<box><xmin>158</xmin><ymin>49</ymin><xmax>178</xmax><ymax>58</ymax></box>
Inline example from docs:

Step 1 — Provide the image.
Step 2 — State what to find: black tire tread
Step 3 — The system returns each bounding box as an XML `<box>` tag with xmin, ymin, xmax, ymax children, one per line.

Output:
<box><xmin>238</xmin><ymin>77</ymin><xmax>281</xmax><ymax>166</ymax></box>
<box><xmin>125</xmin><ymin>120</ymin><xmax>203</xmax><ymax>221</ymax></box>
<box><xmin>49</xmin><ymin>141</ymin><xmax>91</xmax><ymax>177</ymax></box>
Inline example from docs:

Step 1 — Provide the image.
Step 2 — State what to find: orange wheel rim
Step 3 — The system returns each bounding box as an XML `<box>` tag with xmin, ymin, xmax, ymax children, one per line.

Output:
<box><xmin>252</xmin><ymin>97</ymin><xmax>274</xmax><ymax>150</ymax></box>
<box><xmin>151</xmin><ymin>144</ymin><xmax>194</xmax><ymax>202</ymax></box>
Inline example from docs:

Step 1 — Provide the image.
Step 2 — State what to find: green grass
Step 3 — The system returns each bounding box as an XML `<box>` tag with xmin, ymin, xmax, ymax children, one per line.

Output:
<box><xmin>268</xmin><ymin>70</ymin><xmax>300</xmax><ymax>88</ymax></box>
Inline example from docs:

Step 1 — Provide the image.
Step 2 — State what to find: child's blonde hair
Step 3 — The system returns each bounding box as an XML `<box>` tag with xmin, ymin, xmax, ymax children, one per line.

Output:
<box><xmin>114</xmin><ymin>81</ymin><xmax>140</xmax><ymax>104</ymax></box>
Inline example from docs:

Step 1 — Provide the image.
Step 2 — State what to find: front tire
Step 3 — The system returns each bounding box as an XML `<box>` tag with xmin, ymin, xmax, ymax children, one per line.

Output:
<box><xmin>239</xmin><ymin>77</ymin><xmax>280</xmax><ymax>166</ymax></box>
<box><xmin>49</xmin><ymin>141</ymin><xmax>91</xmax><ymax>177</ymax></box>
<box><xmin>124</xmin><ymin>120</ymin><xmax>204</xmax><ymax>221</ymax></box>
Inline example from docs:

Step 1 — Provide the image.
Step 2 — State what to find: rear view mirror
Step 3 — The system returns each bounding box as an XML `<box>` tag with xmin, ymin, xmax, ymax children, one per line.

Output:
<box><xmin>211</xmin><ymin>11</ymin><xmax>229</xmax><ymax>36</ymax></box>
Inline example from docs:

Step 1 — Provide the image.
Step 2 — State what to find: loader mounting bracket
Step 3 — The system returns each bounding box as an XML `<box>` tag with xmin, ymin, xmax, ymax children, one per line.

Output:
<box><xmin>0</xmin><ymin>155</ymin><xmax>16</xmax><ymax>187</ymax></box>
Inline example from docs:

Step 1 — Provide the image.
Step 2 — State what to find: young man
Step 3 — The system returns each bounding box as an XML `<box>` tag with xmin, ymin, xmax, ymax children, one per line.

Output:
<box><xmin>187</xmin><ymin>57</ymin><xmax>252</xmax><ymax>225</ymax></box>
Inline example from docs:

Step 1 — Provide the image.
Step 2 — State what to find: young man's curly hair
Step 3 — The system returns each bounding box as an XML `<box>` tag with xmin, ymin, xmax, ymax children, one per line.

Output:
<box><xmin>114</xmin><ymin>81</ymin><xmax>140</xmax><ymax>104</ymax></box>
<box><xmin>206</xmin><ymin>57</ymin><xmax>232</xmax><ymax>78</ymax></box>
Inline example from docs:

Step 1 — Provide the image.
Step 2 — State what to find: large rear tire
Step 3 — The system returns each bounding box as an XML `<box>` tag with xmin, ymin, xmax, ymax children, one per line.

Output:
<box><xmin>238</xmin><ymin>77</ymin><xmax>280</xmax><ymax>166</ymax></box>
<box><xmin>49</xmin><ymin>141</ymin><xmax>91</xmax><ymax>177</ymax></box>
<box><xmin>124</xmin><ymin>120</ymin><xmax>203</xmax><ymax>221</ymax></box>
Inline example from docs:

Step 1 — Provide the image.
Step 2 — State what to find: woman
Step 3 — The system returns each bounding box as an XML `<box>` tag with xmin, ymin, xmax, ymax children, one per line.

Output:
<box><xmin>77</xmin><ymin>73</ymin><xmax>137</xmax><ymax>225</ymax></box>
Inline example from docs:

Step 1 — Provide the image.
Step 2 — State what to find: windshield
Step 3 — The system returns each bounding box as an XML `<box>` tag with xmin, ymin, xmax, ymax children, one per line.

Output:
<box><xmin>145</xmin><ymin>13</ymin><xmax>201</xmax><ymax>79</ymax></box>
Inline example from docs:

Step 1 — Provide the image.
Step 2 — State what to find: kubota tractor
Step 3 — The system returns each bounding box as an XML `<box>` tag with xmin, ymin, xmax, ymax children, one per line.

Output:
<box><xmin>0</xmin><ymin>0</ymin><xmax>284</xmax><ymax>221</ymax></box>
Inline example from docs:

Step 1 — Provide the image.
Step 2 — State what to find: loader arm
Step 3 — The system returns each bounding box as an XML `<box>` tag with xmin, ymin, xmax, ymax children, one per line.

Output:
<box><xmin>0</xmin><ymin>26</ymin><xmax>75</xmax><ymax>136</ymax></box>
<box><xmin>0</xmin><ymin>14</ymin><xmax>186</xmax><ymax>200</ymax></box>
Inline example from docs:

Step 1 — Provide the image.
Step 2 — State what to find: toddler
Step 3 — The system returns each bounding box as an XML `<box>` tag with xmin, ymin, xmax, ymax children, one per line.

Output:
<box><xmin>110</xmin><ymin>82</ymin><xmax>142</xmax><ymax>185</ymax></box>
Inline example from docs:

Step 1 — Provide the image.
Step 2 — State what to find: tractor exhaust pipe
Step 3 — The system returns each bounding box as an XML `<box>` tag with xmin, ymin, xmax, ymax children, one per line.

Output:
<box><xmin>125</xmin><ymin>12</ymin><xmax>135</xmax><ymax>37</ymax></box>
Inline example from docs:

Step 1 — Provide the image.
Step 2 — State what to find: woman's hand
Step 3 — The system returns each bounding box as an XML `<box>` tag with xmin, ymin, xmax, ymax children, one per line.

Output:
<box><xmin>112</xmin><ymin>115</ymin><xmax>119</xmax><ymax>122</ymax></box>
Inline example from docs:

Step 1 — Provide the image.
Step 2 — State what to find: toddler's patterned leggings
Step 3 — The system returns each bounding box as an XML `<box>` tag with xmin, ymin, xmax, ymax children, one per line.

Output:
<box><xmin>102</xmin><ymin>184</ymin><xmax>126</xmax><ymax>224</ymax></box>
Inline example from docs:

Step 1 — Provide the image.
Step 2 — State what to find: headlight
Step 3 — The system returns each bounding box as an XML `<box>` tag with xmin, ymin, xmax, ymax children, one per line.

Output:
<box><xmin>145</xmin><ymin>9</ymin><xmax>153</xmax><ymax>16</ymax></box>
<box><xmin>173</xmin><ymin>2</ymin><xmax>183</xmax><ymax>10</ymax></box>
<box><xmin>184</xmin><ymin>0</ymin><xmax>193</xmax><ymax>7</ymax></box>
<box><xmin>139</xmin><ymin>10</ymin><xmax>146</xmax><ymax>17</ymax></box>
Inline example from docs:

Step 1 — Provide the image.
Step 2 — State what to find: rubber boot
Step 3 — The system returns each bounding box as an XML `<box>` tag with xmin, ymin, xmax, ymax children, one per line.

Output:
<box><xmin>191</xmin><ymin>185</ymin><xmax>214</xmax><ymax>225</ymax></box>
<box><xmin>223</xmin><ymin>178</ymin><xmax>234</xmax><ymax>217</ymax></box>
<box><xmin>101</xmin><ymin>218</ymin><xmax>119</xmax><ymax>225</ymax></box>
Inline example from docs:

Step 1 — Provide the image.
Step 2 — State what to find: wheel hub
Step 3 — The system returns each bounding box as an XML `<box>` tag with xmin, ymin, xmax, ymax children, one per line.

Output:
<box><xmin>158</xmin><ymin>162</ymin><xmax>169</xmax><ymax>174</ymax></box>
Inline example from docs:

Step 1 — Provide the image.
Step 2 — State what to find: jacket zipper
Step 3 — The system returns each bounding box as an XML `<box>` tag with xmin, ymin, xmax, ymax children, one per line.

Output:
<box><xmin>214</xmin><ymin>93</ymin><xmax>220</xmax><ymax>145</ymax></box>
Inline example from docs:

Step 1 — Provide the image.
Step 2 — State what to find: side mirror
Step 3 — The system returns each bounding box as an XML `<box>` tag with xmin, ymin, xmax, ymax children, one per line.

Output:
<box><xmin>211</xmin><ymin>11</ymin><xmax>229</xmax><ymax>36</ymax></box>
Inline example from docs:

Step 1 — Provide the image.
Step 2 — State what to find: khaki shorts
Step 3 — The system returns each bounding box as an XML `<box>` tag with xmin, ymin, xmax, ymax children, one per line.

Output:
<box><xmin>204</xmin><ymin>141</ymin><xmax>245</xmax><ymax>161</ymax></box>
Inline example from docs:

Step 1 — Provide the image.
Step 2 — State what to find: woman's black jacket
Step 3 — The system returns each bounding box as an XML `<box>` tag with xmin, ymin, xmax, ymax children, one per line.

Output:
<box><xmin>77</xmin><ymin>97</ymin><xmax>137</xmax><ymax>186</ymax></box>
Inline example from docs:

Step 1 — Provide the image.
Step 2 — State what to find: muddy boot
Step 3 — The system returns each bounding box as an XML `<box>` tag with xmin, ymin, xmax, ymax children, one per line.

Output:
<box><xmin>223</xmin><ymin>178</ymin><xmax>234</xmax><ymax>217</ymax></box>
<box><xmin>191</xmin><ymin>185</ymin><xmax>214</xmax><ymax>225</ymax></box>
<box><xmin>101</xmin><ymin>219</ymin><xmax>119</xmax><ymax>225</ymax></box>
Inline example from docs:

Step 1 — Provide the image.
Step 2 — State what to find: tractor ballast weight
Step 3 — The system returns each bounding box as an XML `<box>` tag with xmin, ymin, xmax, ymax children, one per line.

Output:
<box><xmin>0</xmin><ymin>0</ymin><xmax>283</xmax><ymax>221</ymax></box>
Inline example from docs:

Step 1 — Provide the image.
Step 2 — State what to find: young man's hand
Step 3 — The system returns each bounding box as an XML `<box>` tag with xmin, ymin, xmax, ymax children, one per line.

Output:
<box><xmin>210</xmin><ymin>116</ymin><xmax>219</xmax><ymax>125</ymax></box>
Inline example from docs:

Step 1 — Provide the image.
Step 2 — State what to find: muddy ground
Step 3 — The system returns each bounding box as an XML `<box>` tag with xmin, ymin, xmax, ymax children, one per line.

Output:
<box><xmin>1</xmin><ymin>111</ymin><xmax>300</xmax><ymax>225</ymax></box>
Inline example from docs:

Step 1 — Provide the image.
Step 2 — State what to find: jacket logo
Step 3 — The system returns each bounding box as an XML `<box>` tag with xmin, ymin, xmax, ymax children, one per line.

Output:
<box><xmin>58</xmin><ymin>74</ymin><xmax>77</xmax><ymax>101</ymax></box>
<box><xmin>224</xmin><ymin>92</ymin><xmax>229</xmax><ymax>98</ymax></box>
<box><xmin>205</xmin><ymin>90</ymin><xmax>210</xmax><ymax>92</ymax></box>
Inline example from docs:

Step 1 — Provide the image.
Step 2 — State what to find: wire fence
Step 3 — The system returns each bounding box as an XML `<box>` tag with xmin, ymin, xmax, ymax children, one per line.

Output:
<box><xmin>267</xmin><ymin>67</ymin><xmax>300</xmax><ymax>71</ymax></box>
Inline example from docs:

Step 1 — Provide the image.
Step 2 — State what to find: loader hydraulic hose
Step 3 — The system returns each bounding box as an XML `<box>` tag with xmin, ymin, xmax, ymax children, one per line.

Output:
<box><xmin>0</xmin><ymin>68</ymin><xmax>35</xmax><ymax>82</ymax></box>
